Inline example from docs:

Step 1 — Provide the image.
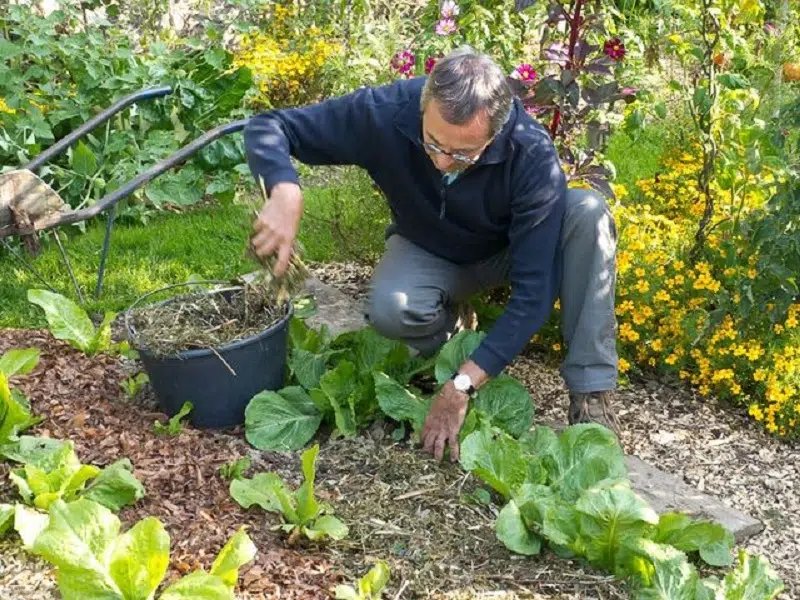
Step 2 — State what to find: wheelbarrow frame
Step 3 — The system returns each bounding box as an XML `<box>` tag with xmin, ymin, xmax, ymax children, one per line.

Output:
<box><xmin>0</xmin><ymin>85</ymin><xmax>250</xmax><ymax>302</ymax></box>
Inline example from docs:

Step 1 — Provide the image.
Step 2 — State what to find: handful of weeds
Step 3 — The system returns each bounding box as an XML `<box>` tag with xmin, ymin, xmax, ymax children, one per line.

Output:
<box><xmin>245</xmin><ymin>177</ymin><xmax>309</xmax><ymax>308</ymax></box>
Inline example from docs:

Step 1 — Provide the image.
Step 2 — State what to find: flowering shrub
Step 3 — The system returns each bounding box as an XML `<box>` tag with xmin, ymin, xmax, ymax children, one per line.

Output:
<box><xmin>529</xmin><ymin>148</ymin><xmax>798</xmax><ymax>438</ymax></box>
<box><xmin>231</xmin><ymin>4</ymin><xmax>341</xmax><ymax>108</ymax></box>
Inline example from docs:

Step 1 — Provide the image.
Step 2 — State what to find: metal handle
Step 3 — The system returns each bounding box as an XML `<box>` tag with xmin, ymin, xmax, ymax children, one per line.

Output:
<box><xmin>23</xmin><ymin>86</ymin><xmax>174</xmax><ymax>173</ymax></box>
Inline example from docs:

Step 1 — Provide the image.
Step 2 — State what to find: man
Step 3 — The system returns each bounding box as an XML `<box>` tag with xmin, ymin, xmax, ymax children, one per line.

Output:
<box><xmin>244</xmin><ymin>46</ymin><xmax>620</xmax><ymax>462</ymax></box>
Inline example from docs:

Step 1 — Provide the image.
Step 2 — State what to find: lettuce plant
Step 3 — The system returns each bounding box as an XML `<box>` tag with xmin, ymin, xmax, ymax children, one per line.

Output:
<box><xmin>26</xmin><ymin>498</ymin><xmax>256</xmax><ymax>600</ymax></box>
<box><xmin>7</xmin><ymin>438</ymin><xmax>145</xmax><ymax>512</ymax></box>
<box><xmin>0</xmin><ymin>348</ymin><xmax>43</xmax><ymax>447</ymax></box>
<box><xmin>458</xmin><ymin>420</ymin><xmax>783</xmax><ymax>598</ymax></box>
<box><xmin>229</xmin><ymin>444</ymin><xmax>348</xmax><ymax>543</ymax></box>
<box><xmin>27</xmin><ymin>289</ymin><xmax>120</xmax><ymax>357</ymax></box>
<box><xmin>334</xmin><ymin>560</ymin><xmax>391</xmax><ymax>600</ymax></box>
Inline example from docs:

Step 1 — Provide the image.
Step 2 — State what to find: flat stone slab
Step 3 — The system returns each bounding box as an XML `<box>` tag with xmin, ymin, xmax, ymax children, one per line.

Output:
<box><xmin>300</xmin><ymin>276</ymin><xmax>764</xmax><ymax>543</ymax></box>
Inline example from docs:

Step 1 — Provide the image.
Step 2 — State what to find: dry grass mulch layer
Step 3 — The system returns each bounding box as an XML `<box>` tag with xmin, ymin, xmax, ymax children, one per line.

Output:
<box><xmin>0</xmin><ymin>328</ymin><xmax>629</xmax><ymax>600</ymax></box>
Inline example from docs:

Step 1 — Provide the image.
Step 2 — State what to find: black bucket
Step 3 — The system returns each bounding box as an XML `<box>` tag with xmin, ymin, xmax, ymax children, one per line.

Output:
<box><xmin>125</xmin><ymin>282</ymin><xmax>292</xmax><ymax>429</ymax></box>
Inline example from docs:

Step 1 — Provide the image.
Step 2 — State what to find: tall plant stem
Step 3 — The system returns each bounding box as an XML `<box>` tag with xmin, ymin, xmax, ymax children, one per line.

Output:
<box><xmin>549</xmin><ymin>0</ymin><xmax>585</xmax><ymax>139</ymax></box>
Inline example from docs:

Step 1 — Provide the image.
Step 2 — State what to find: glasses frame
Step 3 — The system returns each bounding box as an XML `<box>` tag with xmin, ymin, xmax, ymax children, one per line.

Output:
<box><xmin>419</xmin><ymin>138</ymin><xmax>484</xmax><ymax>166</ymax></box>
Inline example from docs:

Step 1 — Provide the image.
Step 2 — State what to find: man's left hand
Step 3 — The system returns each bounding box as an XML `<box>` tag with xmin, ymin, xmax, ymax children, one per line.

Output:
<box><xmin>421</xmin><ymin>381</ymin><xmax>469</xmax><ymax>462</ymax></box>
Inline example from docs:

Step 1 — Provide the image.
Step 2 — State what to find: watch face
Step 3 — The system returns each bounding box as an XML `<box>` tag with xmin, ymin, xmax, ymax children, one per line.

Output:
<box><xmin>454</xmin><ymin>374</ymin><xmax>471</xmax><ymax>391</ymax></box>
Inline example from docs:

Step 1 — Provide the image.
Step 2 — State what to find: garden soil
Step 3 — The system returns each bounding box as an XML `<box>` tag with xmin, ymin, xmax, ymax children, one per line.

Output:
<box><xmin>0</xmin><ymin>262</ymin><xmax>797</xmax><ymax>599</ymax></box>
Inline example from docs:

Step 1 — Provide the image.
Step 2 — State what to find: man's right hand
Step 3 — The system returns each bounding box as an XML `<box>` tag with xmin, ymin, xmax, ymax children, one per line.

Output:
<box><xmin>251</xmin><ymin>181</ymin><xmax>303</xmax><ymax>277</ymax></box>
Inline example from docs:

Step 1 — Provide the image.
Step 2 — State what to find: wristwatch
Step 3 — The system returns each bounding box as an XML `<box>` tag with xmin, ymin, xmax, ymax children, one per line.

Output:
<box><xmin>451</xmin><ymin>372</ymin><xmax>476</xmax><ymax>397</ymax></box>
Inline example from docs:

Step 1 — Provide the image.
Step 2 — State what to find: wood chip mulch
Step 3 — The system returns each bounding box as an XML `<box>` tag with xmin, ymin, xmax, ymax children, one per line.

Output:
<box><xmin>0</xmin><ymin>328</ymin><xmax>343</xmax><ymax>600</ymax></box>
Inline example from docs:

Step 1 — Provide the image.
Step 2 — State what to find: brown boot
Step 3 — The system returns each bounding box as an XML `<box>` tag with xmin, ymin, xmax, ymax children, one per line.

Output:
<box><xmin>568</xmin><ymin>391</ymin><xmax>622</xmax><ymax>436</ymax></box>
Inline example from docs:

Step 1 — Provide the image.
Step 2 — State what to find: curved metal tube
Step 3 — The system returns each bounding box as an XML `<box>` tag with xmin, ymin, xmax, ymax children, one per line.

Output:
<box><xmin>23</xmin><ymin>85</ymin><xmax>174</xmax><ymax>173</ymax></box>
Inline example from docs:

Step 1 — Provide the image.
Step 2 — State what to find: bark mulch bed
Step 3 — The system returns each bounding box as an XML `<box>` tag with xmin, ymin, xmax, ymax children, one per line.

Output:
<box><xmin>0</xmin><ymin>327</ymin><xmax>629</xmax><ymax>599</ymax></box>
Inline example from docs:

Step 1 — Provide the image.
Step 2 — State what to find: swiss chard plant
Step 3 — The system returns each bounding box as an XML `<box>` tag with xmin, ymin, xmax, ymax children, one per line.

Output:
<box><xmin>153</xmin><ymin>401</ymin><xmax>194</xmax><ymax>436</ymax></box>
<box><xmin>21</xmin><ymin>498</ymin><xmax>256</xmax><ymax>600</ymax></box>
<box><xmin>6</xmin><ymin>437</ymin><xmax>145</xmax><ymax>512</ymax></box>
<box><xmin>229</xmin><ymin>444</ymin><xmax>348</xmax><ymax>544</ymax></box>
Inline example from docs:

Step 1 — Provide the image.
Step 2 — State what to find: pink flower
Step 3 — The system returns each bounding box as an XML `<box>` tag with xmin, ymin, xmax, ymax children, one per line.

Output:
<box><xmin>603</xmin><ymin>38</ymin><xmax>626</xmax><ymax>61</ymax></box>
<box><xmin>512</xmin><ymin>63</ymin><xmax>538</xmax><ymax>82</ymax></box>
<box><xmin>526</xmin><ymin>106</ymin><xmax>547</xmax><ymax>117</ymax></box>
<box><xmin>391</xmin><ymin>49</ymin><xmax>416</xmax><ymax>76</ymax></box>
<box><xmin>621</xmin><ymin>87</ymin><xmax>638</xmax><ymax>95</ymax></box>
<box><xmin>440</xmin><ymin>0</ymin><xmax>460</xmax><ymax>18</ymax></box>
<box><xmin>425</xmin><ymin>56</ymin><xmax>439</xmax><ymax>74</ymax></box>
<box><xmin>435</xmin><ymin>17</ymin><xmax>457</xmax><ymax>35</ymax></box>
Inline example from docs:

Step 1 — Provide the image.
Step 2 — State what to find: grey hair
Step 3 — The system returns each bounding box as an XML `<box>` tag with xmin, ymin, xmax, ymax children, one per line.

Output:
<box><xmin>420</xmin><ymin>46</ymin><xmax>513</xmax><ymax>137</ymax></box>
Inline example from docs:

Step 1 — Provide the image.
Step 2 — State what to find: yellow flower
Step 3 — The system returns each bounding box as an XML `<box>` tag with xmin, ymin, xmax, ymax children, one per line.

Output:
<box><xmin>552</xmin><ymin>343</ymin><xmax>562</xmax><ymax>352</ymax></box>
<box><xmin>0</xmin><ymin>97</ymin><xmax>16</xmax><ymax>115</ymax></box>
<box><xmin>619</xmin><ymin>357</ymin><xmax>630</xmax><ymax>373</ymax></box>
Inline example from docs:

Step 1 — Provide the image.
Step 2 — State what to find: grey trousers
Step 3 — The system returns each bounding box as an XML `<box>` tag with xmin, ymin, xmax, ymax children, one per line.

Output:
<box><xmin>364</xmin><ymin>188</ymin><xmax>619</xmax><ymax>393</ymax></box>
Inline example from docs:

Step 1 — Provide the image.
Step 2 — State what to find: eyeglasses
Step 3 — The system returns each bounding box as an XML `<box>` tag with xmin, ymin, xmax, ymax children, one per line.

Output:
<box><xmin>419</xmin><ymin>138</ymin><xmax>484</xmax><ymax>165</ymax></box>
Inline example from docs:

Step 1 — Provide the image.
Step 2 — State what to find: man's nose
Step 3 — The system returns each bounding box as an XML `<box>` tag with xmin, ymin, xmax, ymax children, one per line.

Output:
<box><xmin>433</xmin><ymin>153</ymin><xmax>455</xmax><ymax>171</ymax></box>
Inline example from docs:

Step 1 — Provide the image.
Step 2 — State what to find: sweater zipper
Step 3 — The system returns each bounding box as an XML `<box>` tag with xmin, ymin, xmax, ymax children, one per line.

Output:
<box><xmin>439</xmin><ymin>181</ymin><xmax>446</xmax><ymax>219</ymax></box>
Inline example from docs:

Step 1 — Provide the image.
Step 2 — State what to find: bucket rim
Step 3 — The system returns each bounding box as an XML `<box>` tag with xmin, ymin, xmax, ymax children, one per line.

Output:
<box><xmin>124</xmin><ymin>280</ymin><xmax>294</xmax><ymax>360</ymax></box>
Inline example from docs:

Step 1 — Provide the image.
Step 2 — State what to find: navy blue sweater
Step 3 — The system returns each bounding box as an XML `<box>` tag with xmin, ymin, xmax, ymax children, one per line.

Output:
<box><xmin>243</xmin><ymin>77</ymin><xmax>567</xmax><ymax>377</ymax></box>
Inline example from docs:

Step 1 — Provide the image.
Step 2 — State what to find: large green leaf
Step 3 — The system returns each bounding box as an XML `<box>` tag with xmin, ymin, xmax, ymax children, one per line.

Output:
<box><xmin>435</xmin><ymin>330</ymin><xmax>485</xmax><ymax>384</ymax></box>
<box><xmin>229</xmin><ymin>473</ymin><xmax>287</xmax><ymax>513</ymax></box>
<box><xmin>0</xmin><ymin>348</ymin><xmax>40</xmax><ymax>377</ymax></box>
<box><xmin>295</xmin><ymin>444</ymin><xmax>321</xmax><ymax>524</ymax></box>
<box><xmin>13</xmin><ymin>503</ymin><xmax>49</xmax><ymax>549</ymax></box>
<box><xmin>358</xmin><ymin>560</ymin><xmax>390</xmax><ymax>597</ymax></box>
<box><xmin>288</xmin><ymin>348</ymin><xmax>333</xmax><ymax>391</ymax></box>
<box><xmin>83</xmin><ymin>459</ymin><xmax>146</xmax><ymax>512</ymax></box>
<box><xmin>72</xmin><ymin>141</ymin><xmax>97</xmax><ymax>177</ymax></box>
<box><xmin>514</xmin><ymin>483</ymin><xmax>580</xmax><ymax>552</ymax></box>
<box><xmin>209</xmin><ymin>527</ymin><xmax>257</xmax><ymax>589</ymax></box>
<box><xmin>318</xmin><ymin>361</ymin><xmax>358</xmax><ymax>437</ymax></box>
<box><xmin>653</xmin><ymin>512</ymin><xmax>734</xmax><ymax>567</ymax></box>
<box><xmin>495</xmin><ymin>499</ymin><xmax>542</xmax><ymax>556</ymax></box>
<box><xmin>32</xmin><ymin>499</ymin><xmax>121</xmax><ymax>594</ymax></box>
<box><xmin>27</xmin><ymin>289</ymin><xmax>96</xmax><ymax>354</ymax></box>
<box><xmin>1</xmin><ymin>372</ymin><xmax>40</xmax><ymax>444</ymax></box>
<box><xmin>0</xmin><ymin>503</ymin><xmax>14</xmax><ymax>536</ymax></box>
<box><xmin>304</xmin><ymin>515</ymin><xmax>349</xmax><ymax>541</ymax></box>
<box><xmin>473</xmin><ymin>374</ymin><xmax>533</xmax><ymax>437</ymax></box>
<box><xmin>459</xmin><ymin>427</ymin><xmax>545</xmax><ymax>500</ymax></box>
<box><xmin>108</xmin><ymin>516</ymin><xmax>170</xmax><ymax>600</ymax></box>
<box><xmin>244</xmin><ymin>387</ymin><xmax>322</xmax><ymax>451</ymax></box>
<box><xmin>159</xmin><ymin>571</ymin><xmax>233</xmax><ymax>600</ymax></box>
<box><xmin>0</xmin><ymin>435</ymin><xmax>69</xmax><ymax>467</ymax></box>
<box><xmin>373</xmin><ymin>371</ymin><xmax>430</xmax><ymax>433</ymax></box>
<box><xmin>576</xmin><ymin>481</ymin><xmax>660</xmax><ymax>571</ymax></box>
<box><xmin>542</xmin><ymin>424</ymin><xmax>628</xmax><ymax>502</ymax></box>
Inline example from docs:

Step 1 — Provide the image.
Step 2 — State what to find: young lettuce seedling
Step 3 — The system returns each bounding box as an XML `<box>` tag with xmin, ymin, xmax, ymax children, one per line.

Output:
<box><xmin>229</xmin><ymin>443</ymin><xmax>348</xmax><ymax>544</ymax></box>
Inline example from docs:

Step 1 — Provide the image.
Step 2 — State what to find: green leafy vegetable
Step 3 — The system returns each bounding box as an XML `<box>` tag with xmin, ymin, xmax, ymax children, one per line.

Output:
<box><xmin>717</xmin><ymin>549</ymin><xmax>785</xmax><ymax>599</ymax></box>
<box><xmin>244</xmin><ymin>387</ymin><xmax>323</xmax><ymax>451</ymax></box>
<box><xmin>459</xmin><ymin>427</ymin><xmax>545</xmax><ymax>500</ymax></box>
<box><xmin>229</xmin><ymin>444</ymin><xmax>348</xmax><ymax>543</ymax></box>
<box><xmin>540</xmin><ymin>424</ymin><xmax>628</xmax><ymax>502</ymax></box>
<box><xmin>514</xmin><ymin>483</ymin><xmax>581</xmax><ymax>553</ymax></box>
<box><xmin>27</xmin><ymin>289</ymin><xmax>117</xmax><ymax>356</ymax></box>
<box><xmin>434</xmin><ymin>330</ymin><xmax>485</xmax><ymax>384</ymax></box>
<box><xmin>29</xmin><ymin>499</ymin><xmax>256</xmax><ymax>600</ymax></box>
<box><xmin>218</xmin><ymin>457</ymin><xmax>252</xmax><ymax>481</ymax></box>
<box><xmin>317</xmin><ymin>360</ymin><xmax>359</xmax><ymax>437</ymax></box>
<box><xmin>622</xmin><ymin>538</ymin><xmax>699</xmax><ymax>599</ymax></box>
<box><xmin>334</xmin><ymin>560</ymin><xmax>391</xmax><ymax>599</ymax></box>
<box><xmin>653</xmin><ymin>512</ymin><xmax>735</xmax><ymax>567</ymax></box>
<box><xmin>154</xmin><ymin>401</ymin><xmax>193</xmax><ymax>436</ymax></box>
<box><xmin>576</xmin><ymin>481</ymin><xmax>660</xmax><ymax>571</ymax></box>
<box><xmin>472</xmin><ymin>374</ymin><xmax>533</xmax><ymax>437</ymax></box>
<box><xmin>83</xmin><ymin>459</ymin><xmax>146</xmax><ymax>512</ymax></box>
<box><xmin>0</xmin><ymin>371</ymin><xmax>41</xmax><ymax>445</ymax></box>
<box><xmin>1</xmin><ymin>435</ymin><xmax>70</xmax><ymax>466</ymax></box>
<box><xmin>496</xmin><ymin>498</ymin><xmax>542</xmax><ymax>556</ymax></box>
<box><xmin>7</xmin><ymin>441</ymin><xmax>144</xmax><ymax>512</ymax></box>
<box><xmin>374</xmin><ymin>371</ymin><xmax>430</xmax><ymax>433</ymax></box>
<box><xmin>0</xmin><ymin>348</ymin><xmax>40</xmax><ymax>377</ymax></box>
<box><xmin>0</xmin><ymin>503</ymin><xmax>14</xmax><ymax>536</ymax></box>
